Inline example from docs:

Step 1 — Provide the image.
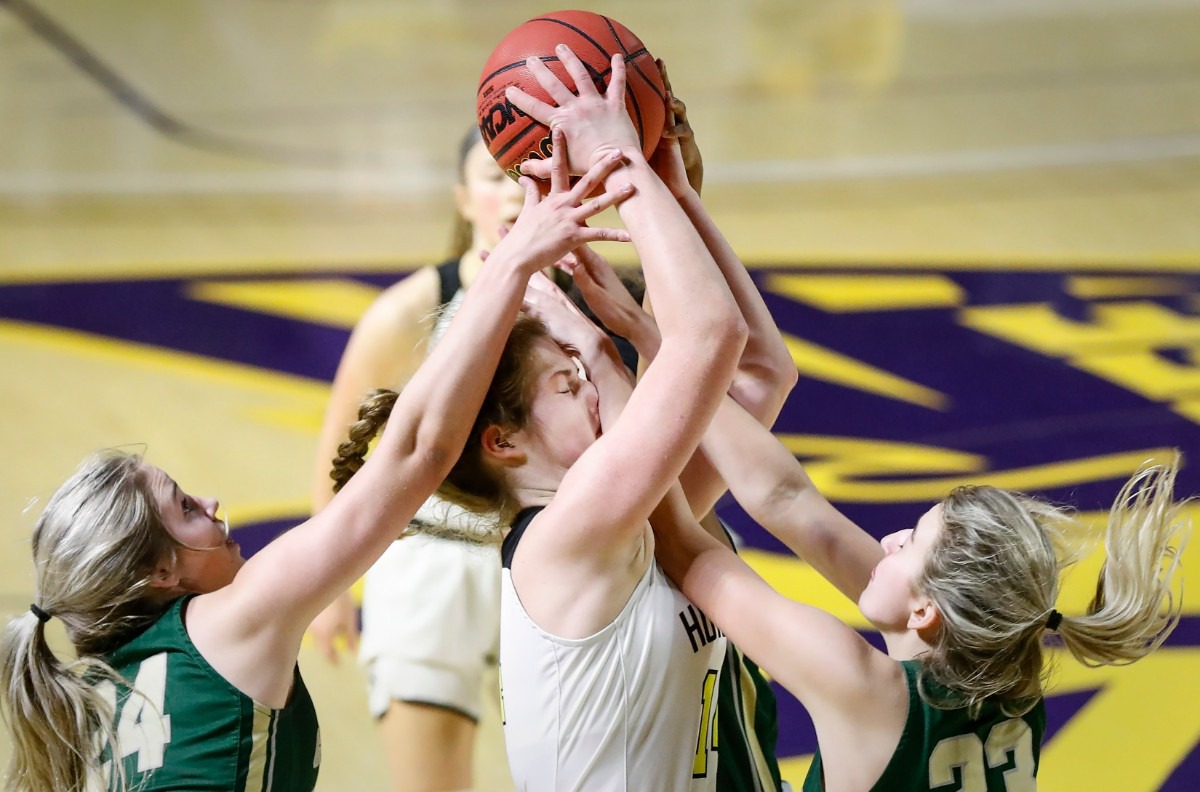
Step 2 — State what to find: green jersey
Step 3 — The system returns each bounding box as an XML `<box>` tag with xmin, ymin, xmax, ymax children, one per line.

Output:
<box><xmin>717</xmin><ymin>644</ymin><xmax>784</xmax><ymax>792</ymax></box>
<box><xmin>97</xmin><ymin>595</ymin><xmax>321</xmax><ymax>791</ymax></box>
<box><xmin>803</xmin><ymin>660</ymin><xmax>1046</xmax><ymax>791</ymax></box>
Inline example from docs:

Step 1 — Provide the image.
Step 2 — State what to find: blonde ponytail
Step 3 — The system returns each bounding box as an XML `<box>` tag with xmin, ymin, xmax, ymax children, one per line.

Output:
<box><xmin>2</xmin><ymin>450</ymin><xmax>171</xmax><ymax>791</ymax></box>
<box><xmin>1</xmin><ymin>612</ymin><xmax>124</xmax><ymax>791</ymax></box>
<box><xmin>920</xmin><ymin>455</ymin><xmax>1190</xmax><ymax>716</ymax></box>
<box><xmin>1057</xmin><ymin>456</ymin><xmax>1189</xmax><ymax>666</ymax></box>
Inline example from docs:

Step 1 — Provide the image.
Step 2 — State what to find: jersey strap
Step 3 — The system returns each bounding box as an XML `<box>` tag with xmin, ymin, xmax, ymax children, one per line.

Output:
<box><xmin>435</xmin><ymin>258</ymin><xmax>463</xmax><ymax>306</ymax></box>
<box><xmin>501</xmin><ymin>506</ymin><xmax>544</xmax><ymax>569</ymax></box>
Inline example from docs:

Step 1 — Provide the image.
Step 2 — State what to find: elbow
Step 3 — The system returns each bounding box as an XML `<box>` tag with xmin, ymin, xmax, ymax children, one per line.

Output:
<box><xmin>731</xmin><ymin>359</ymin><xmax>798</xmax><ymax>423</ymax></box>
<box><xmin>754</xmin><ymin>475</ymin><xmax>805</xmax><ymax>533</ymax></box>
<box><xmin>707</xmin><ymin>312</ymin><xmax>749</xmax><ymax>360</ymax></box>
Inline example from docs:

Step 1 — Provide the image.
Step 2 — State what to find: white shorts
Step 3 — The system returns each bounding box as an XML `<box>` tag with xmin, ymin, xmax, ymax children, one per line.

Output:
<box><xmin>359</xmin><ymin>529</ymin><xmax>501</xmax><ymax>720</ymax></box>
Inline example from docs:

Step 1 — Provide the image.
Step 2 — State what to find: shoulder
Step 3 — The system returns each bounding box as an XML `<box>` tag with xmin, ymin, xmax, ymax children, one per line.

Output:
<box><xmin>364</xmin><ymin>266</ymin><xmax>441</xmax><ymax>321</ymax></box>
<box><xmin>335</xmin><ymin>267</ymin><xmax>446</xmax><ymax>369</ymax></box>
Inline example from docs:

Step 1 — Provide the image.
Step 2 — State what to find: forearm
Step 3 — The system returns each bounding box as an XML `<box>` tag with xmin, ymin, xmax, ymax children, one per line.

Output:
<box><xmin>651</xmin><ymin>484</ymin><xmax>730</xmax><ymax>601</ymax></box>
<box><xmin>700</xmin><ymin>400</ymin><xmax>882</xmax><ymax>600</ymax></box>
<box><xmin>705</xmin><ymin>395</ymin><xmax>822</xmax><ymax>526</ymax></box>
<box><xmin>607</xmin><ymin>157</ymin><xmax>744</xmax><ymax>351</ymax></box>
<box><xmin>377</xmin><ymin>257</ymin><xmax>530</xmax><ymax>469</ymax></box>
<box><xmin>676</xmin><ymin>190</ymin><xmax>796</xmax><ymax>422</ymax></box>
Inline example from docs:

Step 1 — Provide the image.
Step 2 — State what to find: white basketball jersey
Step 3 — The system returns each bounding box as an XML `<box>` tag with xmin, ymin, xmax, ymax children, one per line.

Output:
<box><xmin>499</xmin><ymin>507</ymin><xmax>726</xmax><ymax>792</ymax></box>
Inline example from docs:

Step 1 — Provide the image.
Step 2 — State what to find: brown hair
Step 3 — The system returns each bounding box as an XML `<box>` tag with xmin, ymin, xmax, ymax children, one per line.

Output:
<box><xmin>447</xmin><ymin>125</ymin><xmax>483</xmax><ymax>259</ymax></box>
<box><xmin>330</xmin><ymin>314</ymin><xmax>552</xmax><ymax>528</ymax></box>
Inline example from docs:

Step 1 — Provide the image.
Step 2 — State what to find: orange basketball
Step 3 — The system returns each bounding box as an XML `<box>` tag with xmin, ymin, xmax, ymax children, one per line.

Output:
<box><xmin>476</xmin><ymin>10</ymin><xmax>666</xmax><ymax>181</ymax></box>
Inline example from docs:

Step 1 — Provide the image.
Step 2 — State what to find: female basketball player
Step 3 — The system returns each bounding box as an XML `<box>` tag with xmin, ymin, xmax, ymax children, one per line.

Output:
<box><xmin>0</xmin><ymin>145</ymin><xmax>633</xmax><ymax>792</ymax></box>
<box><xmin>650</xmin><ymin>389</ymin><xmax>1189</xmax><ymax>790</ymax></box>
<box><xmin>330</xmin><ymin>47</ymin><xmax>766</xmax><ymax>790</ymax></box>
<box><xmin>315</xmin><ymin>58</ymin><xmax>789</xmax><ymax>791</ymax></box>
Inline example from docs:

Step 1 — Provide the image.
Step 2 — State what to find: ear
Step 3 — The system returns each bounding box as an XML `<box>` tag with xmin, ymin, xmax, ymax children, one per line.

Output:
<box><xmin>908</xmin><ymin>596</ymin><xmax>942</xmax><ymax>636</ymax></box>
<box><xmin>481</xmin><ymin>425</ymin><xmax>525</xmax><ymax>465</ymax></box>
<box><xmin>147</xmin><ymin>560</ymin><xmax>180</xmax><ymax>592</ymax></box>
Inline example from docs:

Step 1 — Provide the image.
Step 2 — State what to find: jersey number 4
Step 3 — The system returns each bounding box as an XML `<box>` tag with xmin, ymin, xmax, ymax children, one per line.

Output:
<box><xmin>92</xmin><ymin>652</ymin><xmax>173</xmax><ymax>787</ymax></box>
<box><xmin>928</xmin><ymin>718</ymin><xmax>1036</xmax><ymax>792</ymax></box>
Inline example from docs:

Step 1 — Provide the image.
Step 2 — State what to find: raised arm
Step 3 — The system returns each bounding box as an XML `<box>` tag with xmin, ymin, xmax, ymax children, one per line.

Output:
<box><xmin>190</xmin><ymin>149</ymin><xmax>635</xmax><ymax>669</ymax></box>
<box><xmin>647</xmin><ymin>70</ymin><xmax>796</xmax><ymax>522</ymax></box>
<box><xmin>309</xmin><ymin>272</ymin><xmax>441</xmax><ymax>516</ymax></box>
<box><xmin>305</xmin><ymin>270</ymin><xmax>443</xmax><ymax>660</ymax></box>
<box><xmin>563</xmin><ymin>82</ymin><xmax>796</xmax><ymax>526</ymax></box>
<box><xmin>650</xmin><ymin>484</ymin><xmax>907</xmax><ymax>753</ymax></box>
<box><xmin>506</xmin><ymin>48</ymin><xmax>747</xmax><ymax>566</ymax></box>
<box><xmin>701</xmin><ymin>397</ymin><xmax>883</xmax><ymax>602</ymax></box>
<box><xmin>565</xmin><ymin>243</ymin><xmax>877</xmax><ymax>599</ymax></box>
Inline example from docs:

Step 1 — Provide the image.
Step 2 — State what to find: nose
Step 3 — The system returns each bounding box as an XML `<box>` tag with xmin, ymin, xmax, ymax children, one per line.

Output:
<box><xmin>198</xmin><ymin>496</ymin><xmax>221</xmax><ymax>521</ymax></box>
<box><xmin>880</xmin><ymin>529</ymin><xmax>907</xmax><ymax>555</ymax></box>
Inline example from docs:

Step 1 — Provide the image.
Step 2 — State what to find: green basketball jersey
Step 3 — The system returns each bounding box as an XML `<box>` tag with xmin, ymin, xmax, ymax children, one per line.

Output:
<box><xmin>803</xmin><ymin>660</ymin><xmax>1046</xmax><ymax>791</ymax></box>
<box><xmin>717</xmin><ymin>644</ymin><xmax>784</xmax><ymax>792</ymax></box>
<box><xmin>96</xmin><ymin>595</ymin><xmax>321</xmax><ymax>791</ymax></box>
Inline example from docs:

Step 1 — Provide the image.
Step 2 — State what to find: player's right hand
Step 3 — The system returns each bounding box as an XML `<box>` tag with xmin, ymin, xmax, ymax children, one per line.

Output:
<box><xmin>490</xmin><ymin>129</ymin><xmax>634</xmax><ymax>274</ymax></box>
<box><xmin>307</xmin><ymin>591</ymin><xmax>360</xmax><ymax>665</ymax></box>
<box><xmin>506</xmin><ymin>46</ymin><xmax>642</xmax><ymax>175</ymax></box>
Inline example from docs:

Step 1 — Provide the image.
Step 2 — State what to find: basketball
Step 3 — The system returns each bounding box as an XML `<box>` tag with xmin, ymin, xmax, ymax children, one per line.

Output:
<box><xmin>476</xmin><ymin>10</ymin><xmax>667</xmax><ymax>180</ymax></box>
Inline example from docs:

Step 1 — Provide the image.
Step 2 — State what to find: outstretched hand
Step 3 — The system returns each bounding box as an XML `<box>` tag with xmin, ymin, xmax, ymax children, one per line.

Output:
<box><xmin>523</xmin><ymin>270</ymin><xmax>628</xmax><ymax>381</ymax></box>
<box><xmin>556</xmin><ymin>246</ymin><xmax>661</xmax><ymax>361</ymax></box>
<box><xmin>306</xmin><ymin>592</ymin><xmax>359</xmax><ymax>665</ymax></box>
<box><xmin>489</xmin><ymin>127</ymin><xmax>635</xmax><ymax>274</ymax></box>
<box><xmin>507</xmin><ymin>45</ymin><xmax>642</xmax><ymax>176</ymax></box>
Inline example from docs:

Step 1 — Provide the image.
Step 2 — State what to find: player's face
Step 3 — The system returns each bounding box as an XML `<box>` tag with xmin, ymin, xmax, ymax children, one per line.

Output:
<box><xmin>518</xmin><ymin>337</ymin><xmax>601</xmax><ymax>473</ymax></box>
<box><xmin>145</xmin><ymin>465</ymin><xmax>245</xmax><ymax>593</ymax></box>
<box><xmin>457</xmin><ymin>141</ymin><xmax>525</xmax><ymax>249</ymax></box>
<box><xmin>857</xmin><ymin>503</ymin><xmax>943</xmax><ymax>632</ymax></box>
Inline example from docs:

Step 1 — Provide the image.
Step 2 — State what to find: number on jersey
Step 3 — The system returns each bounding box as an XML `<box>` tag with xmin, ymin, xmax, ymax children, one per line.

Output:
<box><xmin>928</xmin><ymin>717</ymin><xmax>1035</xmax><ymax>792</ymax></box>
<box><xmin>92</xmin><ymin>652</ymin><xmax>174</xmax><ymax>788</ymax></box>
<box><xmin>692</xmin><ymin>670</ymin><xmax>719</xmax><ymax>778</ymax></box>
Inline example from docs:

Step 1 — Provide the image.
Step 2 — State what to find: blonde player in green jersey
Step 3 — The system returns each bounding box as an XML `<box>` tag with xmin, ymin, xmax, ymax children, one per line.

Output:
<box><xmin>651</xmin><ymin>402</ymin><xmax>1188</xmax><ymax>790</ymax></box>
<box><xmin>0</xmin><ymin>142</ymin><xmax>633</xmax><ymax>792</ymax></box>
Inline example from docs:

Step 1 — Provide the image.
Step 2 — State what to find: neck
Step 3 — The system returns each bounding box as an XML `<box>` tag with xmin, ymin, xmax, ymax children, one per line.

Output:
<box><xmin>880</xmin><ymin>627</ymin><xmax>933</xmax><ymax>662</ymax></box>
<box><xmin>459</xmin><ymin>248</ymin><xmax>487</xmax><ymax>288</ymax></box>
<box><xmin>512</xmin><ymin>486</ymin><xmax>556</xmax><ymax>512</ymax></box>
<box><xmin>509</xmin><ymin>469</ymin><xmax>564</xmax><ymax>513</ymax></box>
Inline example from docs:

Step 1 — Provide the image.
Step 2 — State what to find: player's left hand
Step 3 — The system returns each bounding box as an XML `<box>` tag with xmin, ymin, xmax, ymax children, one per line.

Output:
<box><xmin>523</xmin><ymin>271</ymin><xmax>627</xmax><ymax>378</ymax></box>
<box><xmin>556</xmin><ymin>246</ymin><xmax>661</xmax><ymax>361</ymax></box>
<box><xmin>657</xmin><ymin>59</ymin><xmax>704</xmax><ymax>196</ymax></box>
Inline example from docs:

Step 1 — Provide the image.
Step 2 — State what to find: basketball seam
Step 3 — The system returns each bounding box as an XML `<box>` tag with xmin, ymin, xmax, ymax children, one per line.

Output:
<box><xmin>530</xmin><ymin>16</ymin><xmax>616</xmax><ymax>61</ymax></box>
<box><xmin>492</xmin><ymin>119</ymin><xmax>542</xmax><ymax>163</ymax></box>
<box><xmin>479</xmin><ymin>51</ymin><xmax>655</xmax><ymax>94</ymax></box>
